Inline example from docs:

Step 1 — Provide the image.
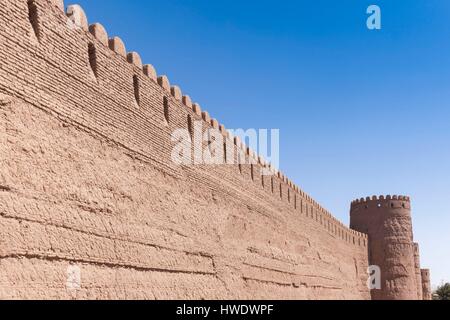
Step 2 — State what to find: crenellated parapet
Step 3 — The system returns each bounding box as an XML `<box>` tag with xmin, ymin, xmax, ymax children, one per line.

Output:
<box><xmin>351</xmin><ymin>195</ymin><xmax>411</xmax><ymax>210</ymax></box>
<box><xmin>63</xmin><ymin>2</ymin><xmax>214</xmax><ymax>127</ymax></box>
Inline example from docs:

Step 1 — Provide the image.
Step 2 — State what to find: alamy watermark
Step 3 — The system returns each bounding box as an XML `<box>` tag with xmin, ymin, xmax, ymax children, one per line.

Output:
<box><xmin>171</xmin><ymin>122</ymin><xmax>280</xmax><ymax>176</ymax></box>
<box><xmin>367</xmin><ymin>5</ymin><xmax>381</xmax><ymax>30</ymax></box>
<box><xmin>367</xmin><ymin>265</ymin><xmax>381</xmax><ymax>290</ymax></box>
<box><xmin>66</xmin><ymin>264</ymin><xmax>81</xmax><ymax>292</ymax></box>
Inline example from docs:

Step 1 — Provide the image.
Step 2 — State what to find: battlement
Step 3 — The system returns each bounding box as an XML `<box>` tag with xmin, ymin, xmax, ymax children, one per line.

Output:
<box><xmin>67</xmin><ymin>2</ymin><xmax>281</xmax><ymax>172</ymax></box>
<box><xmin>351</xmin><ymin>195</ymin><xmax>411</xmax><ymax>211</ymax></box>
<box><xmin>351</xmin><ymin>195</ymin><xmax>410</xmax><ymax>205</ymax></box>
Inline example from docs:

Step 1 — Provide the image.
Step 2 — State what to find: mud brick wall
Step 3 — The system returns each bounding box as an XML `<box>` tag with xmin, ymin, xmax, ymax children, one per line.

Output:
<box><xmin>0</xmin><ymin>0</ymin><xmax>370</xmax><ymax>299</ymax></box>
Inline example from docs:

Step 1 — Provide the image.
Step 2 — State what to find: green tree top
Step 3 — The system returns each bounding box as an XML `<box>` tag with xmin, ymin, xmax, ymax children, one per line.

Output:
<box><xmin>434</xmin><ymin>283</ymin><xmax>450</xmax><ymax>300</ymax></box>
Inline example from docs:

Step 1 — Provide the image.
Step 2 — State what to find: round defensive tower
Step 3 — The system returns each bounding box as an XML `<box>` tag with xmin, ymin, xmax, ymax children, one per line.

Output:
<box><xmin>350</xmin><ymin>195</ymin><xmax>418</xmax><ymax>300</ymax></box>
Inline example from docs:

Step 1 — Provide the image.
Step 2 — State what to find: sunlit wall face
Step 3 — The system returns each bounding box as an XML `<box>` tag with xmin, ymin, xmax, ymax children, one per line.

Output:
<box><xmin>55</xmin><ymin>0</ymin><xmax>450</xmax><ymax>287</ymax></box>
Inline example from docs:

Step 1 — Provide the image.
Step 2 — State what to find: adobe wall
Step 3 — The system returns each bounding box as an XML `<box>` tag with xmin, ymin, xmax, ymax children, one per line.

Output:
<box><xmin>0</xmin><ymin>0</ymin><xmax>370</xmax><ymax>299</ymax></box>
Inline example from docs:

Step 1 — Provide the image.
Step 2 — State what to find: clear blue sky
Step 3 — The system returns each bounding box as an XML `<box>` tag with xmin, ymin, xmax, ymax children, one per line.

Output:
<box><xmin>73</xmin><ymin>0</ymin><xmax>450</xmax><ymax>287</ymax></box>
